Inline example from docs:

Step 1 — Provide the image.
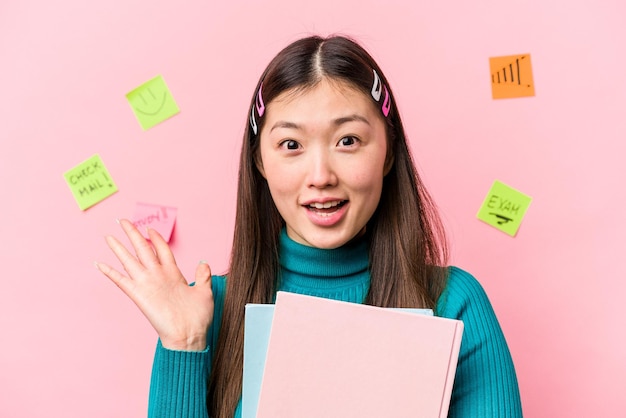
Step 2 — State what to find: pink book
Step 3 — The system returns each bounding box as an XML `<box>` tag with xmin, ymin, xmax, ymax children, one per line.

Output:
<box><xmin>256</xmin><ymin>291</ymin><xmax>464</xmax><ymax>418</ymax></box>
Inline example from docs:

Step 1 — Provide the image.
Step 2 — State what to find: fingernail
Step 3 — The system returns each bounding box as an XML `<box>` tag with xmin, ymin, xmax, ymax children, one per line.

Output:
<box><xmin>115</xmin><ymin>218</ymin><xmax>120</xmax><ymax>224</ymax></box>
<box><xmin>94</xmin><ymin>261</ymin><xmax>100</xmax><ymax>270</ymax></box>
<box><xmin>199</xmin><ymin>260</ymin><xmax>208</xmax><ymax>264</ymax></box>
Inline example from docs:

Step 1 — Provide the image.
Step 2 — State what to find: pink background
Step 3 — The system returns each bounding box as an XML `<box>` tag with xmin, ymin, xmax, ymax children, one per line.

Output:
<box><xmin>1</xmin><ymin>0</ymin><xmax>624</xmax><ymax>416</ymax></box>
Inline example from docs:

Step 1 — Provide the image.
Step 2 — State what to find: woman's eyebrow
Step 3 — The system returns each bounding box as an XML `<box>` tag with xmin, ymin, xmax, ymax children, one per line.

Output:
<box><xmin>269</xmin><ymin>114</ymin><xmax>370</xmax><ymax>133</ymax></box>
<box><xmin>333</xmin><ymin>114</ymin><xmax>370</xmax><ymax>126</ymax></box>
<box><xmin>270</xmin><ymin>121</ymin><xmax>301</xmax><ymax>133</ymax></box>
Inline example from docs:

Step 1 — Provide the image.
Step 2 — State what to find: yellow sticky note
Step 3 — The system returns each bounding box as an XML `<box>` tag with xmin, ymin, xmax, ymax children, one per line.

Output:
<box><xmin>126</xmin><ymin>75</ymin><xmax>180</xmax><ymax>130</ymax></box>
<box><xmin>477</xmin><ymin>180</ymin><xmax>532</xmax><ymax>236</ymax></box>
<box><xmin>64</xmin><ymin>154</ymin><xmax>118</xmax><ymax>210</ymax></box>
<box><xmin>489</xmin><ymin>54</ymin><xmax>535</xmax><ymax>99</ymax></box>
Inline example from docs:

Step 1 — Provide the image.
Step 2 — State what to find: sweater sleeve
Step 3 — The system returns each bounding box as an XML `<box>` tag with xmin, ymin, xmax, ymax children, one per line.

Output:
<box><xmin>437</xmin><ymin>267</ymin><xmax>523</xmax><ymax>418</ymax></box>
<box><xmin>147</xmin><ymin>341</ymin><xmax>211</xmax><ymax>417</ymax></box>
<box><xmin>147</xmin><ymin>275</ymin><xmax>227</xmax><ymax>418</ymax></box>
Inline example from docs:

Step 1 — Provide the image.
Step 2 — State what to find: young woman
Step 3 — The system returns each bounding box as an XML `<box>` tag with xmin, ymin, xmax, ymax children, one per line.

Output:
<box><xmin>96</xmin><ymin>35</ymin><xmax>523</xmax><ymax>417</ymax></box>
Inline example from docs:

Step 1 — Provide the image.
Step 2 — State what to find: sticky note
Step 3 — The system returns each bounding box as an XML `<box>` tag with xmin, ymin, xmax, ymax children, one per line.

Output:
<box><xmin>477</xmin><ymin>180</ymin><xmax>532</xmax><ymax>236</ymax></box>
<box><xmin>131</xmin><ymin>202</ymin><xmax>177</xmax><ymax>242</ymax></box>
<box><xmin>489</xmin><ymin>54</ymin><xmax>535</xmax><ymax>99</ymax></box>
<box><xmin>64</xmin><ymin>154</ymin><xmax>118</xmax><ymax>210</ymax></box>
<box><xmin>126</xmin><ymin>75</ymin><xmax>180</xmax><ymax>130</ymax></box>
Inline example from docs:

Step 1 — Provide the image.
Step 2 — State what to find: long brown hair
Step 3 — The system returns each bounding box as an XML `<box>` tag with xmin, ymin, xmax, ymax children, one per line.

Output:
<box><xmin>207</xmin><ymin>35</ymin><xmax>449</xmax><ymax>417</ymax></box>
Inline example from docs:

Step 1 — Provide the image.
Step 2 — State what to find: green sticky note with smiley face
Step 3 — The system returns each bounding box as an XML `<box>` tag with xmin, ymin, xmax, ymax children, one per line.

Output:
<box><xmin>64</xmin><ymin>154</ymin><xmax>118</xmax><ymax>210</ymax></box>
<box><xmin>126</xmin><ymin>75</ymin><xmax>180</xmax><ymax>130</ymax></box>
<box><xmin>477</xmin><ymin>180</ymin><xmax>532</xmax><ymax>236</ymax></box>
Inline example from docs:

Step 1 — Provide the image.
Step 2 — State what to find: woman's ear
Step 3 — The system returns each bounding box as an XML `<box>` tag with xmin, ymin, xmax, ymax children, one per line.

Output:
<box><xmin>383</xmin><ymin>151</ymin><xmax>395</xmax><ymax>176</ymax></box>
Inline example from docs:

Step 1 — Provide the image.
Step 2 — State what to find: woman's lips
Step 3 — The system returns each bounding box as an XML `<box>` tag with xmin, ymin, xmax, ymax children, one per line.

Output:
<box><xmin>304</xmin><ymin>200</ymin><xmax>348</xmax><ymax>226</ymax></box>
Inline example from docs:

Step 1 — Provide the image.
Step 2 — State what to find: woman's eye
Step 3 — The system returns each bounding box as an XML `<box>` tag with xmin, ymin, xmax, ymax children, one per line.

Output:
<box><xmin>280</xmin><ymin>140</ymin><xmax>300</xmax><ymax>150</ymax></box>
<box><xmin>338</xmin><ymin>136</ymin><xmax>358</xmax><ymax>146</ymax></box>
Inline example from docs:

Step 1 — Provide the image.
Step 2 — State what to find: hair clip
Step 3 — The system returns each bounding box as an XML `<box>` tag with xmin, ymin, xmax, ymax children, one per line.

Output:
<box><xmin>250</xmin><ymin>83</ymin><xmax>264</xmax><ymax>135</ymax></box>
<box><xmin>371</xmin><ymin>70</ymin><xmax>382</xmax><ymax>102</ymax></box>
<box><xmin>382</xmin><ymin>86</ymin><xmax>391</xmax><ymax>117</ymax></box>
<box><xmin>256</xmin><ymin>83</ymin><xmax>265</xmax><ymax>117</ymax></box>
<box><xmin>371</xmin><ymin>70</ymin><xmax>390</xmax><ymax>117</ymax></box>
<box><xmin>250</xmin><ymin>108</ymin><xmax>258</xmax><ymax>135</ymax></box>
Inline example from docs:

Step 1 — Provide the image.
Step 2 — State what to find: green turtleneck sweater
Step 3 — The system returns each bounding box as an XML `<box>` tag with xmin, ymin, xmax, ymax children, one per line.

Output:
<box><xmin>148</xmin><ymin>230</ymin><xmax>523</xmax><ymax>417</ymax></box>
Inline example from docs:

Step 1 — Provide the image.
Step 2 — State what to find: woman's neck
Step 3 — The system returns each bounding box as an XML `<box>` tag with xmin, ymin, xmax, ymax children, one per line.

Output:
<box><xmin>277</xmin><ymin>228</ymin><xmax>371</xmax><ymax>303</ymax></box>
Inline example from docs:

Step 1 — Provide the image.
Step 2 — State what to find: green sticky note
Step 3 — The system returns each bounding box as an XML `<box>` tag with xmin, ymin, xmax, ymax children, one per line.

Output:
<box><xmin>477</xmin><ymin>180</ymin><xmax>532</xmax><ymax>236</ymax></box>
<box><xmin>126</xmin><ymin>75</ymin><xmax>180</xmax><ymax>130</ymax></box>
<box><xmin>64</xmin><ymin>154</ymin><xmax>118</xmax><ymax>210</ymax></box>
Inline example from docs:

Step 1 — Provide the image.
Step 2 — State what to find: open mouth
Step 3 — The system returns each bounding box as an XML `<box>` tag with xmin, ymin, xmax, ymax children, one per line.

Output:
<box><xmin>306</xmin><ymin>200</ymin><xmax>347</xmax><ymax>214</ymax></box>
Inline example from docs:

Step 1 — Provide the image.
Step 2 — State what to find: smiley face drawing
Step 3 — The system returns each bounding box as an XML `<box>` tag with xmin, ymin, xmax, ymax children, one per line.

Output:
<box><xmin>126</xmin><ymin>75</ymin><xmax>180</xmax><ymax>130</ymax></box>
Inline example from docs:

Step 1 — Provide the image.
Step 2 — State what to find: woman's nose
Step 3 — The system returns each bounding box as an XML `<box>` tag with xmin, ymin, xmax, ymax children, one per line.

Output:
<box><xmin>307</xmin><ymin>150</ymin><xmax>338</xmax><ymax>189</ymax></box>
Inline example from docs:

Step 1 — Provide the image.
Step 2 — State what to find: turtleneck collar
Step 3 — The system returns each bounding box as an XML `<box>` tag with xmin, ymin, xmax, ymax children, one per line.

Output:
<box><xmin>277</xmin><ymin>228</ymin><xmax>371</xmax><ymax>302</ymax></box>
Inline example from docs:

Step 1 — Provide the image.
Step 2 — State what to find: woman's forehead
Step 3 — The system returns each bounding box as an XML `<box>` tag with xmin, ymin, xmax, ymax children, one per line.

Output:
<box><xmin>266</xmin><ymin>78</ymin><xmax>375</xmax><ymax>117</ymax></box>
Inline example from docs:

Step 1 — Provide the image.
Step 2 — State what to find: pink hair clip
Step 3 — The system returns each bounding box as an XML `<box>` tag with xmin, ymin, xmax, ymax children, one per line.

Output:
<box><xmin>371</xmin><ymin>70</ymin><xmax>390</xmax><ymax>117</ymax></box>
<box><xmin>382</xmin><ymin>86</ymin><xmax>390</xmax><ymax>117</ymax></box>
<box><xmin>250</xmin><ymin>83</ymin><xmax>265</xmax><ymax>135</ymax></box>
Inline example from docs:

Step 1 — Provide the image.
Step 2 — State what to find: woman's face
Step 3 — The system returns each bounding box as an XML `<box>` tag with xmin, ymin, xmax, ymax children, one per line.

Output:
<box><xmin>257</xmin><ymin>78</ymin><xmax>390</xmax><ymax>249</ymax></box>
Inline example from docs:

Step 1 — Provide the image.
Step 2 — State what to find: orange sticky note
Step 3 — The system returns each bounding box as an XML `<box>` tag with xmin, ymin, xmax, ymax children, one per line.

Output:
<box><xmin>257</xmin><ymin>292</ymin><xmax>463</xmax><ymax>418</ymax></box>
<box><xmin>490</xmin><ymin>54</ymin><xmax>535</xmax><ymax>99</ymax></box>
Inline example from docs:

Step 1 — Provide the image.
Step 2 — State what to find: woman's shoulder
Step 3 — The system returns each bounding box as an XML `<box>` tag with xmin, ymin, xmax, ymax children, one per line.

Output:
<box><xmin>444</xmin><ymin>266</ymin><xmax>488</xmax><ymax>296</ymax></box>
<box><xmin>436</xmin><ymin>266</ymin><xmax>495</xmax><ymax>319</ymax></box>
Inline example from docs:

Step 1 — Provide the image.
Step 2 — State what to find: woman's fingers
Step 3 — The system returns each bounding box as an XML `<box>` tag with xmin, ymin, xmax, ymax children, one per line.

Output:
<box><xmin>103</xmin><ymin>220</ymin><xmax>186</xmax><ymax>287</ymax></box>
<box><xmin>118</xmin><ymin>219</ymin><xmax>159</xmax><ymax>268</ymax></box>
<box><xmin>147</xmin><ymin>226</ymin><xmax>177</xmax><ymax>266</ymax></box>
<box><xmin>95</xmin><ymin>261</ymin><xmax>133</xmax><ymax>295</ymax></box>
<box><xmin>97</xmin><ymin>221</ymin><xmax>216</xmax><ymax>350</ymax></box>
<box><xmin>105</xmin><ymin>234</ymin><xmax>145</xmax><ymax>278</ymax></box>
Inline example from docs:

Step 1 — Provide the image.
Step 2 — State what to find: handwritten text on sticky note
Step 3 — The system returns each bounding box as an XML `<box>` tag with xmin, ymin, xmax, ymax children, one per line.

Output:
<box><xmin>64</xmin><ymin>154</ymin><xmax>118</xmax><ymax>210</ymax></box>
<box><xmin>477</xmin><ymin>180</ymin><xmax>532</xmax><ymax>236</ymax></box>
<box><xmin>126</xmin><ymin>75</ymin><xmax>180</xmax><ymax>130</ymax></box>
<box><xmin>489</xmin><ymin>54</ymin><xmax>535</xmax><ymax>99</ymax></box>
<box><xmin>132</xmin><ymin>202</ymin><xmax>177</xmax><ymax>242</ymax></box>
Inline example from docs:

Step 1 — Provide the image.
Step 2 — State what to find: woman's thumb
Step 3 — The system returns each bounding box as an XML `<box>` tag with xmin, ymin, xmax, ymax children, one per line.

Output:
<box><xmin>194</xmin><ymin>260</ymin><xmax>212</xmax><ymax>285</ymax></box>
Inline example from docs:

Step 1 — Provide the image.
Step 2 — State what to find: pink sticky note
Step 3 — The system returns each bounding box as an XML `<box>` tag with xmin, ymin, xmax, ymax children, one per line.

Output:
<box><xmin>131</xmin><ymin>202</ymin><xmax>177</xmax><ymax>242</ymax></box>
<box><xmin>257</xmin><ymin>292</ymin><xmax>464</xmax><ymax>418</ymax></box>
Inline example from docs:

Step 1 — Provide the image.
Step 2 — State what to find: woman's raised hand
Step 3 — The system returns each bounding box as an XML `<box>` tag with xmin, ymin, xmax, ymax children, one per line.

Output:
<box><xmin>95</xmin><ymin>219</ymin><xmax>214</xmax><ymax>351</ymax></box>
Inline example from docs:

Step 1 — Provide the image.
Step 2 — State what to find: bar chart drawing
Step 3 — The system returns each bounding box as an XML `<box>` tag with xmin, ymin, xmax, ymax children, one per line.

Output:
<box><xmin>489</xmin><ymin>54</ymin><xmax>535</xmax><ymax>99</ymax></box>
